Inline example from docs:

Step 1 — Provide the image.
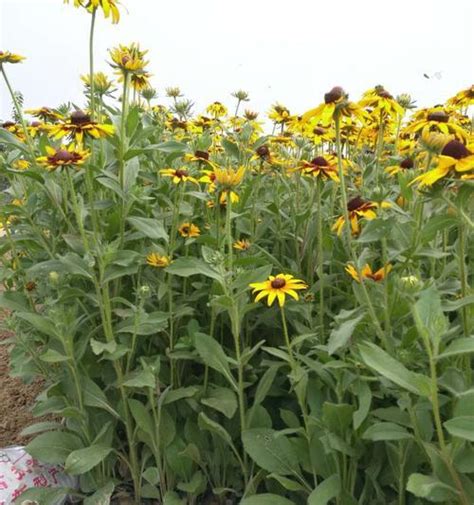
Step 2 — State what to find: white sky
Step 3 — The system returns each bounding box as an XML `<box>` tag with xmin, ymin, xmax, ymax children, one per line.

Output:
<box><xmin>1</xmin><ymin>0</ymin><xmax>473</xmax><ymax>120</ymax></box>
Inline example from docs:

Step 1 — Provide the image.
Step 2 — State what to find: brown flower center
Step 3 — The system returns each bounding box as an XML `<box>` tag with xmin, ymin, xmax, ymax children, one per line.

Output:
<box><xmin>70</xmin><ymin>110</ymin><xmax>91</xmax><ymax>125</ymax></box>
<box><xmin>313</xmin><ymin>127</ymin><xmax>326</xmax><ymax>135</ymax></box>
<box><xmin>271</xmin><ymin>278</ymin><xmax>286</xmax><ymax>289</ymax></box>
<box><xmin>194</xmin><ymin>150</ymin><xmax>209</xmax><ymax>160</ymax></box>
<box><xmin>256</xmin><ymin>145</ymin><xmax>270</xmax><ymax>157</ymax></box>
<box><xmin>400</xmin><ymin>158</ymin><xmax>414</xmax><ymax>169</ymax></box>
<box><xmin>52</xmin><ymin>150</ymin><xmax>75</xmax><ymax>163</ymax></box>
<box><xmin>175</xmin><ymin>169</ymin><xmax>189</xmax><ymax>178</ymax></box>
<box><xmin>311</xmin><ymin>156</ymin><xmax>329</xmax><ymax>167</ymax></box>
<box><xmin>347</xmin><ymin>196</ymin><xmax>366</xmax><ymax>211</ymax></box>
<box><xmin>441</xmin><ymin>140</ymin><xmax>470</xmax><ymax>160</ymax></box>
<box><xmin>324</xmin><ymin>86</ymin><xmax>344</xmax><ymax>104</ymax></box>
<box><xmin>427</xmin><ymin>111</ymin><xmax>449</xmax><ymax>123</ymax></box>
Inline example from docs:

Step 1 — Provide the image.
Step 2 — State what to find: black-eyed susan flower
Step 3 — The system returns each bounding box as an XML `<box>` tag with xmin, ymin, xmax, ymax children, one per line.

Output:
<box><xmin>183</xmin><ymin>150</ymin><xmax>212</xmax><ymax>165</ymax></box>
<box><xmin>178</xmin><ymin>222</ymin><xmax>200</xmax><ymax>238</ymax></box>
<box><xmin>49</xmin><ymin>110</ymin><xmax>115</xmax><ymax>144</ymax></box>
<box><xmin>213</xmin><ymin>165</ymin><xmax>246</xmax><ymax>203</ymax></box>
<box><xmin>233</xmin><ymin>239</ymin><xmax>251</xmax><ymax>251</ymax></box>
<box><xmin>81</xmin><ymin>72</ymin><xmax>116</xmax><ymax>97</ymax></box>
<box><xmin>299</xmin><ymin>155</ymin><xmax>340</xmax><ymax>182</ymax></box>
<box><xmin>332</xmin><ymin>196</ymin><xmax>380</xmax><ymax>236</ymax></box>
<box><xmin>206</xmin><ymin>102</ymin><xmax>228</xmax><ymax>118</ymax></box>
<box><xmin>160</xmin><ymin>168</ymin><xmax>199</xmax><ymax>185</ymax></box>
<box><xmin>268</xmin><ymin>103</ymin><xmax>291</xmax><ymax>125</ymax></box>
<box><xmin>0</xmin><ymin>50</ymin><xmax>25</xmax><ymax>65</ymax></box>
<box><xmin>11</xmin><ymin>159</ymin><xmax>30</xmax><ymax>171</ymax></box>
<box><xmin>146</xmin><ymin>253</ymin><xmax>171</xmax><ymax>268</ymax></box>
<box><xmin>36</xmin><ymin>145</ymin><xmax>90</xmax><ymax>171</ymax></box>
<box><xmin>411</xmin><ymin>139</ymin><xmax>474</xmax><ymax>187</ymax></box>
<box><xmin>404</xmin><ymin>107</ymin><xmax>467</xmax><ymax>141</ymax></box>
<box><xmin>25</xmin><ymin>107</ymin><xmax>62</xmax><ymax>122</ymax></box>
<box><xmin>345</xmin><ymin>263</ymin><xmax>392</xmax><ymax>282</ymax></box>
<box><xmin>109</xmin><ymin>43</ymin><xmax>149</xmax><ymax>76</ymax></box>
<box><xmin>385</xmin><ymin>157</ymin><xmax>414</xmax><ymax>176</ymax></box>
<box><xmin>447</xmin><ymin>85</ymin><xmax>474</xmax><ymax>109</ymax></box>
<box><xmin>131</xmin><ymin>71</ymin><xmax>152</xmax><ymax>92</ymax></box>
<box><xmin>249</xmin><ymin>273</ymin><xmax>307</xmax><ymax>307</ymax></box>
<box><xmin>64</xmin><ymin>0</ymin><xmax>120</xmax><ymax>24</ymax></box>
<box><xmin>359</xmin><ymin>86</ymin><xmax>404</xmax><ymax>120</ymax></box>
<box><xmin>303</xmin><ymin>86</ymin><xmax>366</xmax><ymax>126</ymax></box>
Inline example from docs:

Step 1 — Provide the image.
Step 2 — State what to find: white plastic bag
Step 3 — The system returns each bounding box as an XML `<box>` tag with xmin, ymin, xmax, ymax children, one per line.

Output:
<box><xmin>0</xmin><ymin>446</ymin><xmax>77</xmax><ymax>505</ymax></box>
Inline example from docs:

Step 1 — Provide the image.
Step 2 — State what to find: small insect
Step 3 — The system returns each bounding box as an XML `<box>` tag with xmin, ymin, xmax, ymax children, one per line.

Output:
<box><xmin>423</xmin><ymin>71</ymin><xmax>443</xmax><ymax>80</ymax></box>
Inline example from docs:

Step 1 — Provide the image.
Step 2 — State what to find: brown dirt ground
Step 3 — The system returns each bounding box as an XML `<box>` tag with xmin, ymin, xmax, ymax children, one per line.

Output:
<box><xmin>0</xmin><ymin>325</ymin><xmax>44</xmax><ymax>447</ymax></box>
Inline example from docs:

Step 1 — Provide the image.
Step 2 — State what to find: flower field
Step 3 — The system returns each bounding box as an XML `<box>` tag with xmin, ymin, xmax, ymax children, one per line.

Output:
<box><xmin>0</xmin><ymin>1</ymin><xmax>473</xmax><ymax>504</ymax></box>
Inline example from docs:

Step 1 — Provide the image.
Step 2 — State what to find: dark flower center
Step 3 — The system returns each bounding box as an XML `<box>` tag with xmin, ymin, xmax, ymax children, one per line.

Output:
<box><xmin>377</xmin><ymin>89</ymin><xmax>393</xmax><ymax>99</ymax></box>
<box><xmin>256</xmin><ymin>145</ymin><xmax>270</xmax><ymax>157</ymax></box>
<box><xmin>271</xmin><ymin>278</ymin><xmax>286</xmax><ymax>289</ymax></box>
<box><xmin>313</xmin><ymin>127</ymin><xmax>326</xmax><ymax>135</ymax></box>
<box><xmin>324</xmin><ymin>86</ymin><xmax>344</xmax><ymax>104</ymax></box>
<box><xmin>347</xmin><ymin>196</ymin><xmax>365</xmax><ymax>211</ymax></box>
<box><xmin>2</xmin><ymin>121</ymin><xmax>15</xmax><ymax>128</ymax></box>
<box><xmin>427</xmin><ymin>111</ymin><xmax>449</xmax><ymax>123</ymax></box>
<box><xmin>181</xmin><ymin>226</ymin><xmax>189</xmax><ymax>233</ymax></box>
<box><xmin>311</xmin><ymin>156</ymin><xmax>329</xmax><ymax>167</ymax></box>
<box><xmin>70</xmin><ymin>110</ymin><xmax>91</xmax><ymax>125</ymax></box>
<box><xmin>400</xmin><ymin>158</ymin><xmax>414</xmax><ymax>169</ymax></box>
<box><xmin>441</xmin><ymin>140</ymin><xmax>470</xmax><ymax>160</ymax></box>
<box><xmin>53</xmin><ymin>150</ymin><xmax>75</xmax><ymax>163</ymax></box>
<box><xmin>122</xmin><ymin>55</ymin><xmax>131</xmax><ymax>66</ymax></box>
<box><xmin>194</xmin><ymin>150</ymin><xmax>209</xmax><ymax>160</ymax></box>
<box><xmin>175</xmin><ymin>169</ymin><xmax>189</xmax><ymax>178</ymax></box>
<box><xmin>30</xmin><ymin>121</ymin><xmax>41</xmax><ymax>127</ymax></box>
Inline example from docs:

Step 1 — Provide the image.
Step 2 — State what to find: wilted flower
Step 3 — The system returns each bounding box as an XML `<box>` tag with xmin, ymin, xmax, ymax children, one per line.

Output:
<box><xmin>345</xmin><ymin>263</ymin><xmax>392</xmax><ymax>282</ymax></box>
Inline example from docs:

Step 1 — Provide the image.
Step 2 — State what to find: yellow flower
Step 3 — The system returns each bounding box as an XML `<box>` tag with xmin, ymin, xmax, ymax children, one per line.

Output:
<box><xmin>25</xmin><ymin>107</ymin><xmax>62</xmax><ymax>122</ymax></box>
<box><xmin>36</xmin><ymin>144</ymin><xmax>90</xmax><ymax>171</ymax></box>
<box><xmin>131</xmin><ymin>71</ymin><xmax>152</xmax><ymax>91</ymax></box>
<box><xmin>49</xmin><ymin>110</ymin><xmax>114</xmax><ymax>145</ymax></box>
<box><xmin>64</xmin><ymin>0</ymin><xmax>120</xmax><ymax>23</ymax></box>
<box><xmin>268</xmin><ymin>103</ymin><xmax>291</xmax><ymax>124</ymax></box>
<box><xmin>345</xmin><ymin>263</ymin><xmax>392</xmax><ymax>282</ymax></box>
<box><xmin>160</xmin><ymin>168</ymin><xmax>198</xmax><ymax>185</ymax></box>
<box><xmin>410</xmin><ymin>140</ymin><xmax>474</xmax><ymax>187</ymax></box>
<box><xmin>385</xmin><ymin>157</ymin><xmax>414</xmax><ymax>177</ymax></box>
<box><xmin>206</xmin><ymin>102</ymin><xmax>228</xmax><ymax>118</ymax></box>
<box><xmin>81</xmin><ymin>72</ymin><xmax>116</xmax><ymax>96</ymax></box>
<box><xmin>447</xmin><ymin>85</ymin><xmax>474</xmax><ymax>109</ymax></box>
<box><xmin>249</xmin><ymin>273</ymin><xmax>308</xmax><ymax>307</ymax></box>
<box><xmin>332</xmin><ymin>196</ymin><xmax>379</xmax><ymax>236</ymax></box>
<box><xmin>233</xmin><ymin>239</ymin><xmax>251</xmax><ymax>251</ymax></box>
<box><xmin>303</xmin><ymin>86</ymin><xmax>366</xmax><ymax>126</ymax></box>
<box><xmin>404</xmin><ymin>107</ymin><xmax>467</xmax><ymax>141</ymax></box>
<box><xmin>213</xmin><ymin>166</ymin><xmax>246</xmax><ymax>189</ymax></box>
<box><xmin>12</xmin><ymin>159</ymin><xmax>30</xmax><ymax>171</ymax></box>
<box><xmin>109</xmin><ymin>43</ymin><xmax>149</xmax><ymax>75</ymax></box>
<box><xmin>299</xmin><ymin>155</ymin><xmax>340</xmax><ymax>182</ymax></box>
<box><xmin>359</xmin><ymin>86</ymin><xmax>404</xmax><ymax>120</ymax></box>
<box><xmin>178</xmin><ymin>222</ymin><xmax>200</xmax><ymax>238</ymax></box>
<box><xmin>0</xmin><ymin>51</ymin><xmax>25</xmax><ymax>65</ymax></box>
<box><xmin>146</xmin><ymin>253</ymin><xmax>171</xmax><ymax>268</ymax></box>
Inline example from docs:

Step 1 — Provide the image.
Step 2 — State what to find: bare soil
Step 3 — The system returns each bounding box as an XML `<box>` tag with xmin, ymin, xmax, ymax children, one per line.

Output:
<box><xmin>0</xmin><ymin>328</ymin><xmax>43</xmax><ymax>447</ymax></box>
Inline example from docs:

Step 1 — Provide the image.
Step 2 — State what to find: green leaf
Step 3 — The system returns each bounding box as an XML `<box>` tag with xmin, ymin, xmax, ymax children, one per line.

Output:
<box><xmin>308</xmin><ymin>474</ymin><xmax>341</xmax><ymax>505</ymax></box>
<box><xmin>123</xmin><ymin>369</ymin><xmax>156</xmax><ymax>388</ymax></box>
<box><xmin>254</xmin><ymin>365</ymin><xmax>280</xmax><ymax>406</ymax></box>
<box><xmin>162</xmin><ymin>386</ymin><xmax>199</xmax><ymax>405</ymax></box>
<box><xmin>406</xmin><ymin>473</ymin><xmax>457</xmax><ymax>502</ymax></box>
<box><xmin>166</xmin><ymin>257</ymin><xmax>223</xmax><ymax>283</ymax></box>
<box><xmin>155</xmin><ymin>140</ymin><xmax>188</xmax><ymax>153</ymax></box>
<box><xmin>39</xmin><ymin>349</ymin><xmax>70</xmax><ymax>363</ymax></box>
<box><xmin>242</xmin><ymin>428</ymin><xmax>300</xmax><ymax>475</ymax></box>
<box><xmin>412</xmin><ymin>287</ymin><xmax>447</xmax><ymax>347</ymax></box>
<box><xmin>359</xmin><ymin>341</ymin><xmax>431</xmax><ymax>396</ymax></box>
<box><xmin>143</xmin><ymin>467</ymin><xmax>160</xmax><ymax>485</ymax></box>
<box><xmin>353</xmin><ymin>380</ymin><xmax>372</xmax><ymax>430</ymax></box>
<box><xmin>16</xmin><ymin>312</ymin><xmax>58</xmax><ymax>338</ymax></box>
<box><xmin>82</xmin><ymin>377</ymin><xmax>120</xmax><ymax>418</ymax></box>
<box><xmin>163</xmin><ymin>491</ymin><xmax>185</xmax><ymax>505</ymax></box>
<box><xmin>438</xmin><ymin>338</ymin><xmax>474</xmax><ymax>359</ymax></box>
<box><xmin>129</xmin><ymin>398</ymin><xmax>155</xmax><ymax>438</ymax></box>
<box><xmin>443</xmin><ymin>416</ymin><xmax>474</xmax><ymax>441</ymax></box>
<box><xmin>240</xmin><ymin>495</ymin><xmax>295</xmax><ymax>505</ymax></box>
<box><xmin>12</xmin><ymin>487</ymin><xmax>69</xmax><ymax>504</ymax></box>
<box><xmin>198</xmin><ymin>412</ymin><xmax>233</xmax><ymax>446</ymax></box>
<box><xmin>202</xmin><ymin>386</ymin><xmax>238</xmax><ymax>419</ymax></box>
<box><xmin>194</xmin><ymin>332</ymin><xmax>237</xmax><ymax>390</ymax></box>
<box><xmin>83</xmin><ymin>481</ymin><xmax>115</xmax><ymax>505</ymax></box>
<box><xmin>268</xmin><ymin>473</ymin><xmax>306</xmax><ymax>492</ymax></box>
<box><xmin>127</xmin><ymin>216</ymin><xmax>168</xmax><ymax>241</ymax></box>
<box><xmin>0</xmin><ymin>291</ymin><xmax>29</xmax><ymax>312</ymax></box>
<box><xmin>363</xmin><ymin>422</ymin><xmax>412</xmax><ymax>441</ymax></box>
<box><xmin>26</xmin><ymin>431</ymin><xmax>82</xmax><ymax>464</ymax></box>
<box><xmin>327</xmin><ymin>310</ymin><xmax>365</xmax><ymax>355</ymax></box>
<box><xmin>65</xmin><ymin>444</ymin><xmax>112</xmax><ymax>475</ymax></box>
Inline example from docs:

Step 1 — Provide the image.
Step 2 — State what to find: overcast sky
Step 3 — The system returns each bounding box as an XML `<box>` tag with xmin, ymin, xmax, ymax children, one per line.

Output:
<box><xmin>1</xmin><ymin>0</ymin><xmax>473</xmax><ymax>120</ymax></box>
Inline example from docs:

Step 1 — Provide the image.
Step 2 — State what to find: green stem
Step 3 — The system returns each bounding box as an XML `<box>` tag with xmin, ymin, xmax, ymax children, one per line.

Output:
<box><xmin>88</xmin><ymin>9</ymin><xmax>97</xmax><ymax>120</ymax></box>
<box><xmin>316</xmin><ymin>178</ymin><xmax>325</xmax><ymax>342</ymax></box>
